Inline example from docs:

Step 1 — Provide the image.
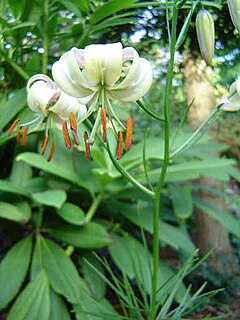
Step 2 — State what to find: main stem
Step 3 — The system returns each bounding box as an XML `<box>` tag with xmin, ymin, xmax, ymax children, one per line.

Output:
<box><xmin>150</xmin><ymin>3</ymin><xmax>178</xmax><ymax>319</ymax></box>
<box><xmin>42</xmin><ymin>0</ymin><xmax>49</xmax><ymax>74</ymax></box>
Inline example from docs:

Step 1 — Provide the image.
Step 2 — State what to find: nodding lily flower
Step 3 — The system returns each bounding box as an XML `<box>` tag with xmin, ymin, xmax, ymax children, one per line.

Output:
<box><xmin>52</xmin><ymin>42</ymin><xmax>153</xmax><ymax>159</ymax></box>
<box><xmin>8</xmin><ymin>74</ymin><xmax>87</xmax><ymax>161</ymax></box>
<box><xmin>219</xmin><ymin>79</ymin><xmax>240</xmax><ymax>112</ymax></box>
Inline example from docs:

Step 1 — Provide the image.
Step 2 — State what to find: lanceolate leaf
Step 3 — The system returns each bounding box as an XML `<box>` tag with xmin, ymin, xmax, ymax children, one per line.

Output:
<box><xmin>0</xmin><ymin>201</ymin><xmax>30</xmax><ymax>223</ymax></box>
<box><xmin>0</xmin><ymin>236</ymin><xmax>32</xmax><ymax>310</ymax></box>
<box><xmin>50</xmin><ymin>288</ymin><xmax>71</xmax><ymax>320</ymax></box>
<box><xmin>7</xmin><ymin>270</ymin><xmax>50</xmax><ymax>320</ymax></box>
<box><xmin>32</xmin><ymin>190</ymin><xmax>67</xmax><ymax>208</ymax></box>
<box><xmin>38</xmin><ymin>236</ymin><xmax>87</xmax><ymax>303</ymax></box>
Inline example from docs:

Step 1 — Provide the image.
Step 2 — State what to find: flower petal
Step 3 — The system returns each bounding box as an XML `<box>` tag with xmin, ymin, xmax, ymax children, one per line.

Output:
<box><xmin>107</xmin><ymin>57</ymin><xmax>153</xmax><ymax>101</ymax></box>
<box><xmin>52</xmin><ymin>48</ymin><xmax>95</xmax><ymax>98</ymax></box>
<box><xmin>27</xmin><ymin>80</ymin><xmax>58</xmax><ymax>116</ymax></box>
<box><xmin>84</xmin><ymin>43</ymin><xmax>123</xmax><ymax>86</ymax></box>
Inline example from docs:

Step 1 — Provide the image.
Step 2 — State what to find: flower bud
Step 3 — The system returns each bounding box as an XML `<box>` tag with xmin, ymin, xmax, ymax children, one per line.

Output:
<box><xmin>196</xmin><ymin>8</ymin><xmax>215</xmax><ymax>65</ymax></box>
<box><xmin>220</xmin><ymin>79</ymin><xmax>240</xmax><ymax>112</ymax></box>
<box><xmin>227</xmin><ymin>0</ymin><xmax>240</xmax><ymax>32</ymax></box>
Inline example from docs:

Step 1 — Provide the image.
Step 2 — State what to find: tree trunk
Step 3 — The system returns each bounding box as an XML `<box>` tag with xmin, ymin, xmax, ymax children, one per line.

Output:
<box><xmin>183</xmin><ymin>56</ymin><xmax>233</xmax><ymax>267</ymax></box>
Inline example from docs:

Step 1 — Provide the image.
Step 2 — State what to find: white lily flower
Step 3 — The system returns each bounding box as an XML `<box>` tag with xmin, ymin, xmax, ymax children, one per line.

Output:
<box><xmin>52</xmin><ymin>42</ymin><xmax>152</xmax><ymax>158</ymax></box>
<box><xmin>220</xmin><ymin>80</ymin><xmax>240</xmax><ymax>112</ymax></box>
<box><xmin>8</xmin><ymin>74</ymin><xmax>87</xmax><ymax>161</ymax></box>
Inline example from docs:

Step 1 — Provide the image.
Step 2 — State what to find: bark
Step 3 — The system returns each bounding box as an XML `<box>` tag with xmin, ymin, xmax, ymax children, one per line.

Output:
<box><xmin>183</xmin><ymin>56</ymin><xmax>233</xmax><ymax>268</ymax></box>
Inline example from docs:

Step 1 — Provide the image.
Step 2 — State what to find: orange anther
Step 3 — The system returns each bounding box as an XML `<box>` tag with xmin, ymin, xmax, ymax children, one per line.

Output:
<box><xmin>69</xmin><ymin>112</ymin><xmax>79</xmax><ymax>145</ymax></box>
<box><xmin>101</xmin><ymin>107</ymin><xmax>107</xmax><ymax>142</ymax></box>
<box><xmin>62</xmin><ymin>121</ymin><xmax>72</xmax><ymax>149</ymax></box>
<box><xmin>21</xmin><ymin>126</ymin><xmax>29</xmax><ymax>146</ymax></box>
<box><xmin>16</xmin><ymin>126</ymin><xmax>22</xmax><ymax>143</ymax></box>
<box><xmin>41</xmin><ymin>134</ymin><xmax>49</xmax><ymax>155</ymax></box>
<box><xmin>8</xmin><ymin>118</ymin><xmax>20</xmax><ymax>136</ymax></box>
<box><xmin>84</xmin><ymin>131</ymin><xmax>91</xmax><ymax>160</ymax></box>
<box><xmin>116</xmin><ymin>131</ymin><xmax>123</xmax><ymax>160</ymax></box>
<box><xmin>47</xmin><ymin>142</ymin><xmax>55</xmax><ymax>162</ymax></box>
<box><xmin>125</xmin><ymin>117</ymin><xmax>133</xmax><ymax>151</ymax></box>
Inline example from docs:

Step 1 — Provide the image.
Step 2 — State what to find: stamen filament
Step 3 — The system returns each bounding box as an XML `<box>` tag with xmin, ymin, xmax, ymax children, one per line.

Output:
<box><xmin>69</xmin><ymin>112</ymin><xmax>80</xmax><ymax>145</ymax></box>
<box><xmin>8</xmin><ymin>119</ymin><xmax>20</xmax><ymax>136</ymax></box>
<box><xmin>101</xmin><ymin>107</ymin><xmax>107</xmax><ymax>142</ymax></box>
<box><xmin>47</xmin><ymin>142</ymin><xmax>55</xmax><ymax>161</ymax></box>
<box><xmin>22</xmin><ymin>126</ymin><xmax>29</xmax><ymax>146</ymax></box>
<box><xmin>116</xmin><ymin>131</ymin><xmax>123</xmax><ymax>160</ymax></box>
<box><xmin>88</xmin><ymin>107</ymin><xmax>101</xmax><ymax>145</ymax></box>
<box><xmin>84</xmin><ymin>131</ymin><xmax>91</xmax><ymax>160</ymax></box>
<box><xmin>125</xmin><ymin>117</ymin><xmax>133</xmax><ymax>151</ymax></box>
<box><xmin>62</xmin><ymin>121</ymin><xmax>72</xmax><ymax>149</ymax></box>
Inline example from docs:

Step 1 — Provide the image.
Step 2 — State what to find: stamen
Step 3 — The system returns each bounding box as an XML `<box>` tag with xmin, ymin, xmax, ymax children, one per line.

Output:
<box><xmin>69</xmin><ymin>112</ymin><xmax>80</xmax><ymax>145</ymax></box>
<box><xmin>62</xmin><ymin>121</ymin><xmax>72</xmax><ymax>149</ymax></box>
<box><xmin>116</xmin><ymin>131</ymin><xmax>123</xmax><ymax>160</ymax></box>
<box><xmin>47</xmin><ymin>142</ymin><xmax>55</xmax><ymax>162</ymax></box>
<box><xmin>8</xmin><ymin>118</ymin><xmax>20</xmax><ymax>136</ymax></box>
<box><xmin>41</xmin><ymin>134</ymin><xmax>49</xmax><ymax>155</ymax></box>
<box><xmin>21</xmin><ymin>126</ymin><xmax>29</xmax><ymax>146</ymax></box>
<box><xmin>101</xmin><ymin>107</ymin><xmax>107</xmax><ymax>142</ymax></box>
<box><xmin>125</xmin><ymin>117</ymin><xmax>133</xmax><ymax>151</ymax></box>
<box><xmin>16</xmin><ymin>126</ymin><xmax>22</xmax><ymax>143</ymax></box>
<box><xmin>84</xmin><ymin>131</ymin><xmax>91</xmax><ymax>160</ymax></box>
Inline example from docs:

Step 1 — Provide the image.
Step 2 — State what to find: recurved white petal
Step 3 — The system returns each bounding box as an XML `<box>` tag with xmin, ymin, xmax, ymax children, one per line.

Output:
<box><xmin>107</xmin><ymin>58</ymin><xmax>153</xmax><ymax>101</ymax></box>
<box><xmin>27</xmin><ymin>80</ymin><xmax>57</xmax><ymax>116</ymax></box>
<box><xmin>52</xmin><ymin>48</ymin><xmax>94</xmax><ymax>98</ymax></box>
<box><xmin>84</xmin><ymin>43</ymin><xmax>123</xmax><ymax>86</ymax></box>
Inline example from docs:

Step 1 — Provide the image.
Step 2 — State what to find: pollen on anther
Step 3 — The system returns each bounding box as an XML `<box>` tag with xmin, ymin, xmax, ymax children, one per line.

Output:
<box><xmin>47</xmin><ymin>142</ymin><xmax>55</xmax><ymax>162</ymax></box>
<box><xmin>125</xmin><ymin>117</ymin><xmax>133</xmax><ymax>152</ymax></box>
<box><xmin>41</xmin><ymin>134</ymin><xmax>49</xmax><ymax>155</ymax></box>
<box><xmin>8</xmin><ymin>118</ymin><xmax>20</xmax><ymax>136</ymax></box>
<box><xmin>21</xmin><ymin>126</ymin><xmax>29</xmax><ymax>146</ymax></box>
<box><xmin>62</xmin><ymin>121</ymin><xmax>72</xmax><ymax>149</ymax></box>
<box><xmin>84</xmin><ymin>131</ymin><xmax>91</xmax><ymax>160</ymax></box>
<box><xmin>69</xmin><ymin>112</ymin><xmax>80</xmax><ymax>145</ymax></box>
<box><xmin>116</xmin><ymin>131</ymin><xmax>123</xmax><ymax>160</ymax></box>
<box><xmin>101</xmin><ymin>107</ymin><xmax>107</xmax><ymax>142</ymax></box>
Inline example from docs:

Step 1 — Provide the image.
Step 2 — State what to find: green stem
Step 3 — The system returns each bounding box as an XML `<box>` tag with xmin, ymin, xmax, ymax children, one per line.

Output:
<box><xmin>84</xmin><ymin>193</ymin><xmax>103</xmax><ymax>223</ymax></box>
<box><xmin>42</xmin><ymin>0</ymin><xmax>49</xmax><ymax>74</ymax></box>
<box><xmin>36</xmin><ymin>206</ymin><xmax>44</xmax><ymax>230</ymax></box>
<box><xmin>7</xmin><ymin>60</ymin><xmax>29</xmax><ymax>80</ymax></box>
<box><xmin>150</xmin><ymin>2</ymin><xmax>178</xmax><ymax>319</ymax></box>
<box><xmin>170</xmin><ymin>107</ymin><xmax>222</xmax><ymax>158</ymax></box>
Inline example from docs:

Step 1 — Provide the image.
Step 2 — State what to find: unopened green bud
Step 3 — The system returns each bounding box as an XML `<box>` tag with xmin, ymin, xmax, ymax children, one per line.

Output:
<box><xmin>227</xmin><ymin>0</ymin><xmax>240</xmax><ymax>32</ymax></box>
<box><xmin>196</xmin><ymin>9</ymin><xmax>215</xmax><ymax>65</ymax></box>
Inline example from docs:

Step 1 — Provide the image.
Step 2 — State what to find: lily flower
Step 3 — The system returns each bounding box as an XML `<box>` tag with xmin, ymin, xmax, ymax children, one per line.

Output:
<box><xmin>52</xmin><ymin>42</ymin><xmax>152</xmax><ymax>158</ymax></box>
<box><xmin>8</xmin><ymin>74</ymin><xmax>87</xmax><ymax>160</ymax></box>
<box><xmin>219</xmin><ymin>79</ymin><xmax>240</xmax><ymax>112</ymax></box>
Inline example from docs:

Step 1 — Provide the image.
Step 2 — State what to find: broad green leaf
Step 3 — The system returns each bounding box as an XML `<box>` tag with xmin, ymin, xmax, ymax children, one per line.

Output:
<box><xmin>38</xmin><ymin>236</ymin><xmax>87</xmax><ymax>303</ymax></box>
<box><xmin>0</xmin><ymin>88</ymin><xmax>26</xmax><ymax>131</ymax></box>
<box><xmin>111</xmin><ymin>201</ymin><xmax>195</xmax><ymax>253</ymax></box>
<box><xmin>8</xmin><ymin>270</ymin><xmax>50</xmax><ymax>320</ymax></box>
<box><xmin>50</xmin><ymin>289</ymin><xmax>71</xmax><ymax>320</ymax></box>
<box><xmin>74</xmin><ymin>296</ymin><xmax>118</xmax><ymax>320</ymax></box>
<box><xmin>0</xmin><ymin>179</ymin><xmax>29</xmax><ymax>196</ymax></box>
<box><xmin>47</xmin><ymin>222</ymin><xmax>111</xmax><ymax>249</ymax></box>
<box><xmin>194</xmin><ymin>199</ymin><xmax>240</xmax><ymax>238</ymax></box>
<box><xmin>0</xmin><ymin>201</ymin><xmax>30</xmax><ymax>222</ymax></box>
<box><xmin>169</xmin><ymin>184</ymin><xmax>193</xmax><ymax>219</ymax></box>
<box><xmin>109</xmin><ymin>234</ymin><xmax>187</xmax><ymax>303</ymax></box>
<box><xmin>57</xmin><ymin>203</ymin><xmax>85</xmax><ymax>226</ymax></box>
<box><xmin>0</xmin><ymin>236</ymin><xmax>32</xmax><ymax>310</ymax></box>
<box><xmin>32</xmin><ymin>190</ymin><xmax>67</xmax><ymax>208</ymax></box>
<box><xmin>89</xmin><ymin>0</ymin><xmax>137</xmax><ymax>25</ymax></box>
<box><xmin>10</xmin><ymin>160</ymin><xmax>32</xmax><ymax>187</ymax></box>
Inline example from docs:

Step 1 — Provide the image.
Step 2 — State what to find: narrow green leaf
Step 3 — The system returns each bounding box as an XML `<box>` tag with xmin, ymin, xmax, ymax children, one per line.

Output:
<box><xmin>8</xmin><ymin>270</ymin><xmax>50</xmax><ymax>320</ymax></box>
<box><xmin>0</xmin><ymin>88</ymin><xmax>26</xmax><ymax>131</ymax></box>
<box><xmin>32</xmin><ymin>190</ymin><xmax>67</xmax><ymax>208</ymax></box>
<box><xmin>0</xmin><ymin>236</ymin><xmax>32</xmax><ymax>310</ymax></box>
<box><xmin>57</xmin><ymin>203</ymin><xmax>85</xmax><ymax>226</ymax></box>
<box><xmin>50</xmin><ymin>289</ymin><xmax>71</xmax><ymax>320</ymax></box>
<box><xmin>38</xmin><ymin>236</ymin><xmax>87</xmax><ymax>303</ymax></box>
<box><xmin>47</xmin><ymin>222</ymin><xmax>111</xmax><ymax>249</ymax></box>
<box><xmin>89</xmin><ymin>0</ymin><xmax>136</xmax><ymax>25</ymax></box>
<box><xmin>0</xmin><ymin>201</ymin><xmax>30</xmax><ymax>222</ymax></box>
<box><xmin>194</xmin><ymin>199</ymin><xmax>240</xmax><ymax>238</ymax></box>
<box><xmin>170</xmin><ymin>184</ymin><xmax>193</xmax><ymax>219</ymax></box>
